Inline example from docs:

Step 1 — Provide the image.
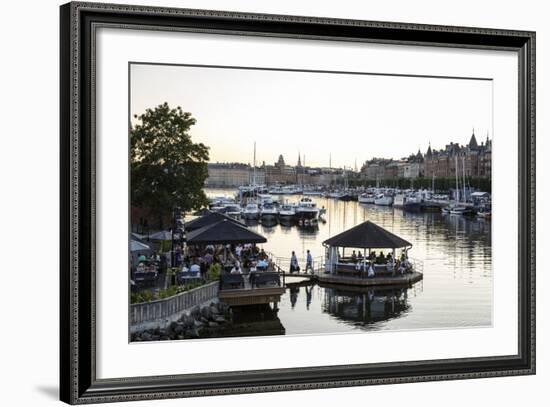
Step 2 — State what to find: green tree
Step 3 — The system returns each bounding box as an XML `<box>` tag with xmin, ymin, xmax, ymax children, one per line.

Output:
<box><xmin>131</xmin><ymin>103</ymin><xmax>209</xmax><ymax>225</ymax></box>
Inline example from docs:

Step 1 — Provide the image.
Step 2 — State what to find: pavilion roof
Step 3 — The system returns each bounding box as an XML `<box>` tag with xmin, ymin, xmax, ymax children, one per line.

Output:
<box><xmin>323</xmin><ymin>221</ymin><xmax>412</xmax><ymax>249</ymax></box>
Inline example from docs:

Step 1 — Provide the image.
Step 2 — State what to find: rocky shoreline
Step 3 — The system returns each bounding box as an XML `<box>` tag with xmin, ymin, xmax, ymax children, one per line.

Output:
<box><xmin>131</xmin><ymin>302</ymin><xmax>232</xmax><ymax>341</ymax></box>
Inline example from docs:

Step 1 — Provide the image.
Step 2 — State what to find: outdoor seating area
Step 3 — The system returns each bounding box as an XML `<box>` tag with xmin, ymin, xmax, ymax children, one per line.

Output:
<box><xmin>184</xmin><ymin>215</ymin><xmax>282</xmax><ymax>290</ymax></box>
<box><xmin>321</xmin><ymin>221</ymin><xmax>420</xmax><ymax>285</ymax></box>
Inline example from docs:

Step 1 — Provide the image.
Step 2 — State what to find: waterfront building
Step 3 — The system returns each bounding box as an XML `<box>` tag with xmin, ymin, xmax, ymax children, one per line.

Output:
<box><xmin>206</xmin><ymin>163</ymin><xmax>266</xmax><ymax>187</ymax></box>
<box><xmin>423</xmin><ymin>131</ymin><xmax>492</xmax><ymax>178</ymax></box>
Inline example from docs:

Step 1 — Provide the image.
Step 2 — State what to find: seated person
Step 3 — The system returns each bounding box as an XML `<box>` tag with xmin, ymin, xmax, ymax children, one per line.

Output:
<box><xmin>230</xmin><ymin>261</ymin><xmax>243</xmax><ymax>274</ymax></box>
<box><xmin>351</xmin><ymin>250</ymin><xmax>357</xmax><ymax>262</ymax></box>
<box><xmin>357</xmin><ymin>252</ymin><xmax>363</xmax><ymax>260</ymax></box>
<box><xmin>256</xmin><ymin>258</ymin><xmax>269</xmax><ymax>271</ymax></box>
<box><xmin>397</xmin><ymin>261</ymin><xmax>406</xmax><ymax>275</ymax></box>
<box><xmin>189</xmin><ymin>261</ymin><xmax>200</xmax><ymax>274</ymax></box>
<box><xmin>136</xmin><ymin>262</ymin><xmax>146</xmax><ymax>273</ymax></box>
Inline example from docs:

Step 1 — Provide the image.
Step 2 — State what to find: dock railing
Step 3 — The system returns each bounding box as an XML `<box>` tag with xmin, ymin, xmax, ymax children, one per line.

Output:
<box><xmin>408</xmin><ymin>257</ymin><xmax>424</xmax><ymax>274</ymax></box>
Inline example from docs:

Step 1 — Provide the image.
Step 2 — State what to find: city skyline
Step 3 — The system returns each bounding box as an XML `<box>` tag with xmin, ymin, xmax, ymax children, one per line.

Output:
<box><xmin>131</xmin><ymin>63</ymin><xmax>493</xmax><ymax>169</ymax></box>
<box><xmin>206</xmin><ymin>133</ymin><xmax>492</xmax><ymax>171</ymax></box>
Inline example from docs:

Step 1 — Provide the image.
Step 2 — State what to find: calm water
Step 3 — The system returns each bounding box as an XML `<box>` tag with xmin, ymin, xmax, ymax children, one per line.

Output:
<box><xmin>205</xmin><ymin>189</ymin><xmax>492</xmax><ymax>335</ymax></box>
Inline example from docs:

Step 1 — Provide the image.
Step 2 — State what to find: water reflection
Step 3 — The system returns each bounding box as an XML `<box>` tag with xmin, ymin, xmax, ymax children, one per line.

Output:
<box><xmin>321</xmin><ymin>284</ymin><xmax>410</xmax><ymax>328</ymax></box>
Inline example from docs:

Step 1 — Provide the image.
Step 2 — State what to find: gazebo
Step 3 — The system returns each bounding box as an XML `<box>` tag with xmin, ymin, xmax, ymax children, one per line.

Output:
<box><xmin>322</xmin><ymin>221</ymin><xmax>412</xmax><ymax>274</ymax></box>
<box><xmin>184</xmin><ymin>211</ymin><xmax>243</xmax><ymax>232</ymax></box>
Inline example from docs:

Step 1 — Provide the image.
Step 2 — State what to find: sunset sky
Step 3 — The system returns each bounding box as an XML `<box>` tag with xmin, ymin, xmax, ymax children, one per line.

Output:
<box><xmin>130</xmin><ymin>63</ymin><xmax>492</xmax><ymax>169</ymax></box>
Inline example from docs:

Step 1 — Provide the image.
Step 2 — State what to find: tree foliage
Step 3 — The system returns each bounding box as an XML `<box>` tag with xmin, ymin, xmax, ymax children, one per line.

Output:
<box><xmin>131</xmin><ymin>103</ymin><xmax>209</xmax><ymax>222</ymax></box>
<box><xmin>343</xmin><ymin>175</ymin><xmax>491</xmax><ymax>193</ymax></box>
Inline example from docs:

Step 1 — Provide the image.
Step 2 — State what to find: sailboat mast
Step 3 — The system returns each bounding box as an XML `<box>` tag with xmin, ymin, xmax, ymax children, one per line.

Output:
<box><xmin>462</xmin><ymin>155</ymin><xmax>466</xmax><ymax>203</ymax></box>
<box><xmin>455</xmin><ymin>155</ymin><xmax>459</xmax><ymax>202</ymax></box>
<box><xmin>253</xmin><ymin>141</ymin><xmax>256</xmax><ymax>187</ymax></box>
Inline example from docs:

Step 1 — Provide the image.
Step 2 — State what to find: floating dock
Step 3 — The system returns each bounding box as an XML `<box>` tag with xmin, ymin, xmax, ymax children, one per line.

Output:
<box><xmin>317</xmin><ymin>271</ymin><xmax>423</xmax><ymax>287</ymax></box>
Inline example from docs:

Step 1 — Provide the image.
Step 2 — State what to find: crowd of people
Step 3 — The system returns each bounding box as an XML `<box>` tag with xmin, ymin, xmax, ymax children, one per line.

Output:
<box><xmin>336</xmin><ymin>250</ymin><xmax>413</xmax><ymax>277</ymax></box>
<box><xmin>177</xmin><ymin>243</ymin><xmax>276</xmax><ymax>277</ymax></box>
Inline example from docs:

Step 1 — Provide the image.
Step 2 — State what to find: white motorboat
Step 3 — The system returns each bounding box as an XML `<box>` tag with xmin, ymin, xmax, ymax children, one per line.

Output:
<box><xmin>268</xmin><ymin>186</ymin><xmax>285</xmax><ymax>195</ymax></box>
<box><xmin>358</xmin><ymin>193</ymin><xmax>376</xmax><ymax>204</ymax></box>
<box><xmin>260</xmin><ymin>202</ymin><xmax>279</xmax><ymax>219</ymax></box>
<box><xmin>242</xmin><ymin>203</ymin><xmax>260</xmax><ymax>219</ymax></box>
<box><xmin>303</xmin><ymin>190</ymin><xmax>323</xmax><ymax>196</ymax></box>
<box><xmin>278</xmin><ymin>203</ymin><xmax>296</xmax><ymax>219</ymax></box>
<box><xmin>295</xmin><ymin>197</ymin><xmax>319</xmax><ymax>220</ymax></box>
<box><xmin>450</xmin><ymin>205</ymin><xmax>474</xmax><ymax>216</ymax></box>
<box><xmin>374</xmin><ymin>193</ymin><xmax>393</xmax><ymax>206</ymax></box>
<box><xmin>222</xmin><ymin>203</ymin><xmax>242</xmax><ymax>218</ymax></box>
<box><xmin>327</xmin><ymin>191</ymin><xmax>343</xmax><ymax>199</ymax></box>
<box><xmin>476</xmin><ymin>207</ymin><xmax>491</xmax><ymax>219</ymax></box>
<box><xmin>209</xmin><ymin>196</ymin><xmax>235</xmax><ymax>211</ymax></box>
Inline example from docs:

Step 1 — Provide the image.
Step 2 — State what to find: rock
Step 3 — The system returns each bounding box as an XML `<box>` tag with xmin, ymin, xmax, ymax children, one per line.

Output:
<box><xmin>200</xmin><ymin>317</ymin><xmax>209</xmax><ymax>323</ymax></box>
<box><xmin>209</xmin><ymin>304</ymin><xmax>219</xmax><ymax>315</ymax></box>
<box><xmin>190</xmin><ymin>305</ymin><xmax>201</xmax><ymax>318</ymax></box>
<box><xmin>141</xmin><ymin>332</ymin><xmax>153</xmax><ymax>341</ymax></box>
<box><xmin>218</xmin><ymin>302</ymin><xmax>229</xmax><ymax>313</ymax></box>
<box><xmin>181</xmin><ymin>315</ymin><xmax>195</xmax><ymax>328</ymax></box>
<box><xmin>187</xmin><ymin>328</ymin><xmax>200</xmax><ymax>338</ymax></box>
<box><xmin>173</xmin><ymin>324</ymin><xmax>184</xmax><ymax>335</ymax></box>
<box><xmin>151</xmin><ymin>334</ymin><xmax>160</xmax><ymax>341</ymax></box>
<box><xmin>208</xmin><ymin>321</ymin><xmax>219</xmax><ymax>328</ymax></box>
<box><xmin>214</xmin><ymin>316</ymin><xmax>226</xmax><ymax>323</ymax></box>
<box><xmin>169</xmin><ymin>321</ymin><xmax>179</xmax><ymax>331</ymax></box>
<box><xmin>200</xmin><ymin>305</ymin><xmax>211</xmax><ymax>320</ymax></box>
<box><xmin>194</xmin><ymin>320</ymin><xmax>204</xmax><ymax>328</ymax></box>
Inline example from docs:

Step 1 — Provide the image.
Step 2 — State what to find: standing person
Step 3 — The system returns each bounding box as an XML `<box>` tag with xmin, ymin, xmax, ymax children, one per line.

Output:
<box><xmin>305</xmin><ymin>250</ymin><xmax>313</xmax><ymax>273</ymax></box>
<box><xmin>290</xmin><ymin>251</ymin><xmax>299</xmax><ymax>273</ymax></box>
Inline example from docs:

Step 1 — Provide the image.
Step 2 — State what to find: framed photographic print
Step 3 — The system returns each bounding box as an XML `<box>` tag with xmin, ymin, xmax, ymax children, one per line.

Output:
<box><xmin>60</xmin><ymin>1</ymin><xmax>535</xmax><ymax>404</ymax></box>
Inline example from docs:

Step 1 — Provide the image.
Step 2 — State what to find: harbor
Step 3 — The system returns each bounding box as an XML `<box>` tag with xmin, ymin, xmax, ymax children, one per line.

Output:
<box><xmin>130</xmin><ymin>187</ymin><xmax>492</xmax><ymax>338</ymax></box>
<box><xmin>128</xmin><ymin>97</ymin><xmax>493</xmax><ymax>340</ymax></box>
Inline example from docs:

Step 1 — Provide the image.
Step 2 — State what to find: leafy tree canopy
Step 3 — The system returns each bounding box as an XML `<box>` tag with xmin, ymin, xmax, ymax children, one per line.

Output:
<box><xmin>131</xmin><ymin>103</ymin><xmax>210</xmax><ymax>220</ymax></box>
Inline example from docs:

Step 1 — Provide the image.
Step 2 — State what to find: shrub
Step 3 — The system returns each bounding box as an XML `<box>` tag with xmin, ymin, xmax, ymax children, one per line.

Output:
<box><xmin>207</xmin><ymin>263</ymin><xmax>222</xmax><ymax>281</ymax></box>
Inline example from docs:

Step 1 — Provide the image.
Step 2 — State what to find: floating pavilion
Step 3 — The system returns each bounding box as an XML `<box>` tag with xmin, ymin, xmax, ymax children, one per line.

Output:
<box><xmin>319</xmin><ymin>221</ymin><xmax>423</xmax><ymax>287</ymax></box>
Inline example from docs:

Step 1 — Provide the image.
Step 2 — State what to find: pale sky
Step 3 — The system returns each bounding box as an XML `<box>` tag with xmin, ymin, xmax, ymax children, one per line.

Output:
<box><xmin>130</xmin><ymin>63</ymin><xmax>492</xmax><ymax>169</ymax></box>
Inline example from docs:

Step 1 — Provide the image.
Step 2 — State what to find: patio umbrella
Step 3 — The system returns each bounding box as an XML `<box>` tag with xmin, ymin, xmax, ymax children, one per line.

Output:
<box><xmin>148</xmin><ymin>230</ymin><xmax>173</xmax><ymax>241</ymax></box>
<box><xmin>130</xmin><ymin>239</ymin><xmax>151</xmax><ymax>252</ymax></box>
<box><xmin>184</xmin><ymin>211</ymin><xmax>243</xmax><ymax>232</ymax></box>
<box><xmin>186</xmin><ymin>219</ymin><xmax>267</xmax><ymax>245</ymax></box>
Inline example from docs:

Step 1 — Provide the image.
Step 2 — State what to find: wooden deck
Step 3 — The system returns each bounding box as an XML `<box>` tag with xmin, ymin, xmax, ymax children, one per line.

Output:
<box><xmin>317</xmin><ymin>271</ymin><xmax>423</xmax><ymax>287</ymax></box>
<box><xmin>218</xmin><ymin>273</ymin><xmax>285</xmax><ymax>306</ymax></box>
<box><xmin>218</xmin><ymin>286</ymin><xmax>285</xmax><ymax>306</ymax></box>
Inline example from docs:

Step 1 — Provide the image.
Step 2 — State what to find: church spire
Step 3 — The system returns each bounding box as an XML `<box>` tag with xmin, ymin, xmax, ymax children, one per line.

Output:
<box><xmin>469</xmin><ymin>129</ymin><xmax>478</xmax><ymax>149</ymax></box>
<box><xmin>297</xmin><ymin>152</ymin><xmax>301</xmax><ymax>167</ymax></box>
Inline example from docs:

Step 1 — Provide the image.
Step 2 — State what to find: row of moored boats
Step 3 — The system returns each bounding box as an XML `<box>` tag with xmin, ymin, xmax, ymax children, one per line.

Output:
<box><xmin>209</xmin><ymin>194</ymin><xmax>326</xmax><ymax>225</ymax></box>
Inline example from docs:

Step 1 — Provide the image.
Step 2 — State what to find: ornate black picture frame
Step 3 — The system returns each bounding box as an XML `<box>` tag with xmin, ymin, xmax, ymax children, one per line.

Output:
<box><xmin>60</xmin><ymin>2</ymin><xmax>535</xmax><ymax>404</ymax></box>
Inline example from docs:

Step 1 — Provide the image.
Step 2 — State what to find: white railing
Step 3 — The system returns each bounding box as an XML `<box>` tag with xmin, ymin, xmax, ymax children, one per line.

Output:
<box><xmin>408</xmin><ymin>257</ymin><xmax>424</xmax><ymax>274</ymax></box>
<box><xmin>266</xmin><ymin>251</ymin><xmax>324</xmax><ymax>275</ymax></box>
